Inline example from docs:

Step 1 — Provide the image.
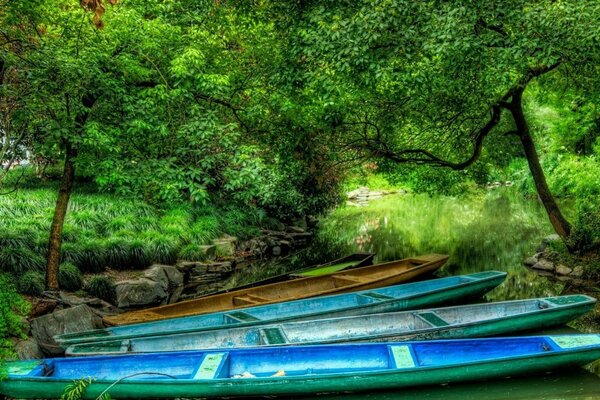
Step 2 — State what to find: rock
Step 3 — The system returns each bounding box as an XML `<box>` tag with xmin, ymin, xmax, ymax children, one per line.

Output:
<box><xmin>292</xmin><ymin>217</ymin><xmax>308</xmax><ymax>229</ymax></box>
<box><xmin>555</xmin><ymin>264</ymin><xmax>573</xmax><ymax>276</ymax></box>
<box><xmin>31</xmin><ymin>305</ymin><xmax>103</xmax><ymax>356</ymax></box>
<box><xmin>198</xmin><ymin>245</ymin><xmax>217</xmax><ymax>260</ymax></box>
<box><xmin>115</xmin><ymin>278</ymin><xmax>167</xmax><ymax>309</ymax></box>
<box><xmin>59</xmin><ymin>292</ymin><xmax>120</xmax><ymax>317</ymax></box>
<box><xmin>537</xmin><ymin>234</ymin><xmax>561</xmax><ymax>252</ymax></box>
<box><xmin>524</xmin><ymin>254</ymin><xmax>539</xmax><ymax>266</ymax></box>
<box><xmin>240</xmin><ymin>238</ymin><xmax>268</xmax><ymax>256</ymax></box>
<box><xmin>532</xmin><ymin>259</ymin><xmax>555</xmax><ymax>272</ymax></box>
<box><xmin>570</xmin><ymin>266</ymin><xmax>585</xmax><ymax>278</ymax></box>
<box><xmin>143</xmin><ymin>264</ymin><xmax>184</xmax><ymax>304</ymax></box>
<box><xmin>144</xmin><ymin>265</ymin><xmax>170</xmax><ymax>290</ymax></box>
<box><xmin>28</xmin><ymin>298</ymin><xmax>58</xmax><ymax>319</ymax></box>
<box><xmin>14</xmin><ymin>338</ymin><xmax>43</xmax><ymax>360</ymax></box>
<box><xmin>272</xmin><ymin>246</ymin><xmax>282</xmax><ymax>256</ymax></box>
<box><xmin>286</xmin><ymin>226</ymin><xmax>305</xmax><ymax>234</ymax></box>
<box><xmin>212</xmin><ymin>236</ymin><xmax>237</xmax><ymax>257</ymax></box>
<box><xmin>346</xmin><ymin>188</ymin><xmax>365</xmax><ymax>199</ymax></box>
<box><xmin>288</xmin><ymin>232</ymin><xmax>313</xmax><ymax>246</ymax></box>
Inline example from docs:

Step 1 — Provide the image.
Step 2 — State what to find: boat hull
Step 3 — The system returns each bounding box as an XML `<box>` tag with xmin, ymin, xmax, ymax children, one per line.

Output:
<box><xmin>103</xmin><ymin>254</ymin><xmax>449</xmax><ymax>325</ymax></box>
<box><xmin>196</xmin><ymin>252</ymin><xmax>376</xmax><ymax>297</ymax></box>
<box><xmin>56</xmin><ymin>270</ymin><xmax>505</xmax><ymax>346</ymax></box>
<box><xmin>65</xmin><ymin>295</ymin><xmax>596</xmax><ymax>356</ymax></box>
<box><xmin>4</xmin><ymin>336</ymin><xmax>600</xmax><ymax>398</ymax></box>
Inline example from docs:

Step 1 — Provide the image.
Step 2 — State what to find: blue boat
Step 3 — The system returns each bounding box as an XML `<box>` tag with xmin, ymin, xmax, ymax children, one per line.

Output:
<box><xmin>64</xmin><ymin>294</ymin><xmax>596</xmax><ymax>356</ymax></box>
<box><xmin>55</xmin><ymin>271</ymin><xmax>507</xmax><ymax>346</ymax></box>
<box><xmin>4</xmin><ymin>335</ymin><xmax>600</xmax><ymax>398</ymax></box>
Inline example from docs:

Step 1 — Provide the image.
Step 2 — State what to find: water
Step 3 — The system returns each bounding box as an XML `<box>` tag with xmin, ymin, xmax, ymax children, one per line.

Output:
<box><xmin>231</xmin><ymin>189</ymin><xmax>600</xmax><ymax>399</ymax></box>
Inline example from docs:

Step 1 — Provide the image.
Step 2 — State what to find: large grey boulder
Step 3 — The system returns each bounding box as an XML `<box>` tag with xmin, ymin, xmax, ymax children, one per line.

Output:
<box><xmin>115</xmin><ymin>278</ymin><xmax>167</xmax><ymax>309</ymax></box>
<box><xmin>14</xmin><ymin>338</ymin><xmax>44</xmax><ymax>359</ymax></box>
<box><xmin>31</xmin><ymin>305</ymin><xmax>103</xmax><ymax>356</ymax></box>
<box><xmin>140</xmin><ymin>264</ymin><xmax>184</xmax><ymax>304</ymax></box>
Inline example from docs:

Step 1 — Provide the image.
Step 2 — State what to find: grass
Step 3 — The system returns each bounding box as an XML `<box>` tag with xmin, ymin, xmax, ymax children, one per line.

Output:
<box><xmin>0</xmin><ymin>187</ymin><xmax>275</xmax><ymax>281</ymax></box>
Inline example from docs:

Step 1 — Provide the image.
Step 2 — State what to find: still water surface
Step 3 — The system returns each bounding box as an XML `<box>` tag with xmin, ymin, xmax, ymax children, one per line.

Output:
<box><xmin>230</xmin><ymin>190</ymin><xmax>600</xmax><ymax>399</ymax></box>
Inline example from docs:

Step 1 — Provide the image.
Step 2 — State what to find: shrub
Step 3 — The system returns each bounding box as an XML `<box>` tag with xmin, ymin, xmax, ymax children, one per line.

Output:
<box><xmin>17</xmin><ymin>271</ymin><xmax>45</xmax><ymax>296</ymax></box>
<box><xmin>0</xmin><ymin>246</ymin><xmax>45</xmax><ymax>275</ymax></box>
<box><xmin>0</xmin><ymin>273</ymin><xmax>30</xmax><ymax>359</ymax></box>
<box><xmin>568</xmin><ymin>198</ymin><xmax>600</xmax><ymax>253</ymax></box>
<box><xmin>59</xmin><ymin>263</ymin><xmax>83</xmax><ymax>291</ymax></box>
<box><xmin>179</xmin><ymin>243</ymin><xmax>208</xmax><ymax>261</ymax></box>
<box><xmin>85</xmin><ymin>275</ymin><xmax>116</xmax><ymax>304</ymax></box>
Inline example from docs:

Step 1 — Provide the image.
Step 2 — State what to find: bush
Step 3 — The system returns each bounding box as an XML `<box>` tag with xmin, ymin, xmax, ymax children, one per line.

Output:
<box><xmin>59</xmin><ymin>262</ymin><xmax>83</xmax><ymax>291</ymax></box>
<box><xmin>85</xmin><ymin>275</ymin><xmax>116</xmax><ymax>304</ymax></box>
<box><xmin>0</xmin><ymin>273</ymin><xmax>30</xmax><ymax>359</ymax></box>
<box><xmin>17</xmin><ymin>271</ymin><xmax>45</xmax><ymax>296</ymax></box>
<box><xmin>0</xmin><ymin>246</ymin><xmax>45</xmax><ymax>275</ymax></box>
<box><xmin>568</xmin><ymin>198</ymin><xmax>600</xmax><ymax>253</ymax></box>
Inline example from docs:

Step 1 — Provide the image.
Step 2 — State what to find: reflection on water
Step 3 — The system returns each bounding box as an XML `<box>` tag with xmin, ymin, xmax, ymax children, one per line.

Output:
<box><xmin>236</xmin><ymin>190</ymin><xmax>600</xmax><ymax>399</ymax></box>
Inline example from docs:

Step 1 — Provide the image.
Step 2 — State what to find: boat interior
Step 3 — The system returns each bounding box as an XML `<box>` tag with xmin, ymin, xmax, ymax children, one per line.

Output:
<box><xmin>19</xmin><ymin>337</ymin><xmax>587</xmax><ymax>381</ymax></box>
<box><xmin>105</xmin><ymin>255</ymin><xmax>448</xmax><ymax>325</ymax></box>
<box><xmin>60</xmin><ymin>271</ymin><xmax>504</xmax><ymax>346</ymax></box>
<box><xmin>66</xmin><ymin>294</ymin><xmax>593</xmax><ymax>356</ymax></box>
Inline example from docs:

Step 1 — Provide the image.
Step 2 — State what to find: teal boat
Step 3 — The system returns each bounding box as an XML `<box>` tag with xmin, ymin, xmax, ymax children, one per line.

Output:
<box><xmin>4</xmin><ymin>335</ymin><xmax>600</xmax><ymax>398</ymax></box>
<box><xmin>65</xmin><ymin>295</ymin><xmax>596</xmax><ymax>356</ymax></box>
<box><xmin>55</xmin><ymin>271</ymin><xmax>506</xmax><ymax>347</ymax></box>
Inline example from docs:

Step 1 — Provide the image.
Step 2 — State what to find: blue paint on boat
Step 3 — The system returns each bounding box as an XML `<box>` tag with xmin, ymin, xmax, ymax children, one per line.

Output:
<box><xmin>4</xmin><ymin>335</ymin><xmax>600</xmax><ymax>399</ymax></box>
<box><xmin>56</xmin><ymin>271</ymin><xmax>507</xmax><ymax>346</ymax></box>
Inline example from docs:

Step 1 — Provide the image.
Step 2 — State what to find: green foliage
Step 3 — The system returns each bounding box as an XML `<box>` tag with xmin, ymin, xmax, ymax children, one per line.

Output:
<box><xmin>0</xmin><ymin>274</ymin><xmax>30</xmax><ymax>360</ymax></box>
<box><xmin>16</xmin><ymin>271</ymin><xmax>45</xmax><ymax>296</ymax></box>
<box><xmin>59</xmin><ymin>263</ymin><xmax>83</xmax><ymax>292</ymax></box>
<box><xmin>568</xmin><ymin>199</ymin><xmax>600</xmax><ymax>254</ymax></box>
<box><xmin>84</xmin><ymin>276</ymin><xmax>116</xmax><ymax>304</ymax></box>
<box><xmin>61</xmin><ymin>377</ymin><xmax>92</xmax><ymax>400</ymax></box>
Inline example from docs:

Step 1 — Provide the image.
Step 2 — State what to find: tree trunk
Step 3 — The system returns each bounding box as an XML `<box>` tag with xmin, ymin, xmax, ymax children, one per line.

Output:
<box><xmin>509</xmin><ymin>89</ymin><xmax>573</xmax><ymax>245</ymax></box>
<box><xmin>45</xmin><ymin>140</ymin><xmax>77</xmax><ymax>291</ymax></box>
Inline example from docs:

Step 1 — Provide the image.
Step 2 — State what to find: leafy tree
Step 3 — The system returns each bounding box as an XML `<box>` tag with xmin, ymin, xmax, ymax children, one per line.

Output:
<box><xmin>282</xmin><ymin>0</ymin><xmax>600</xmax><ymax>252</ymax></box>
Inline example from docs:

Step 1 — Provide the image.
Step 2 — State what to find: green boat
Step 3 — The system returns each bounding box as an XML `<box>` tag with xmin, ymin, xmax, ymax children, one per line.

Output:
<box><xmin>197</xmin><ymin>252</ymin><xmax>376</xmax><ymax>297</ymax></box>
<box><xmin>3</xmin><ymin>335</ymin><xmax>600</xmax><ymax>398</ymax></box>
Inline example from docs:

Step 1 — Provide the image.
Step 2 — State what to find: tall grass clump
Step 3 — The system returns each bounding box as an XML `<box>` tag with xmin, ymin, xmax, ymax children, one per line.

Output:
<box><xmin>0</xmin><ymin>184</ymin><xmax>275</xmax><ymax>287</ymax></box>
<box><xmin>85</xmin><ymin>275</ymin><xmax>116</xmax><ymax>304</ymax></box>
<box><xmin>17</xmin><ymin>271</ymin><xmax>45</xmax><ymax>296</ymax></box>
<box><xmin>59</xmin><ymin>262</ymin><xmax>83</xmax><ymax>291</ymax></box>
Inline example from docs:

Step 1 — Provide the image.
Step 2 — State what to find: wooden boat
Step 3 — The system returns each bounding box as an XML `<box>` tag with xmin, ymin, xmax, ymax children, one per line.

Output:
<box><xmin>4</xmin><ymin>335</ymin><xmax>600</xmax><ymax>399</ymax></box>
<box><xmin>197</xmin><ymin>252</ymin><xmax>376</xmax><ymax>297</ymax></box>
<box><xmin>103</xmin><ymin>254</ymin><xmax>449</xmax><ymax>326</ymax></box>
<box><xmin>64</xmin><ymin>294</ymin><xmax>596</xmax><ymax>356</ymax></box>
<box><xmin>56</xmin><ymin>270</ymin><xmax>506</xmax><ymax>346</ymax></box>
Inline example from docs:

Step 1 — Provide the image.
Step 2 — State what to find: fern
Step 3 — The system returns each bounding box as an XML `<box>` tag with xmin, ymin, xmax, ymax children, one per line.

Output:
<box><xmin>61</xmin><ymin>377</ymin><xmax>92</xmax><ymax>400</ymax></box>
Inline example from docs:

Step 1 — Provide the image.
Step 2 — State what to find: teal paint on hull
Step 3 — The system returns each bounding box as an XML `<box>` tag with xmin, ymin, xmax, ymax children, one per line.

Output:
<box><xmin>56</xmin><ymin>271</ymin><xmax>507</xmax><ymax>346</ymax></box>
<box><xmin>65</xmin><ymin>295</ymin><xmax>596</xmax><ymax>356</ymax></box>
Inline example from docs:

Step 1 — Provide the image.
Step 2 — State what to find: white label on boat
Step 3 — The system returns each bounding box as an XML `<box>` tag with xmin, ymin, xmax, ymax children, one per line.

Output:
<box><xmin>390</xmin><ymin>345</ymin><xmax>415</xmax><ymax>369</ymax></box>
<box><xmin>549</xmin><ymin>335</ymin><xmax>600</xmax><ymax>349</ymax></box>
<box><xmin>194</xmin><ymin>353</ymin><xmax>226</xmax><ymax>379</ymax></box>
